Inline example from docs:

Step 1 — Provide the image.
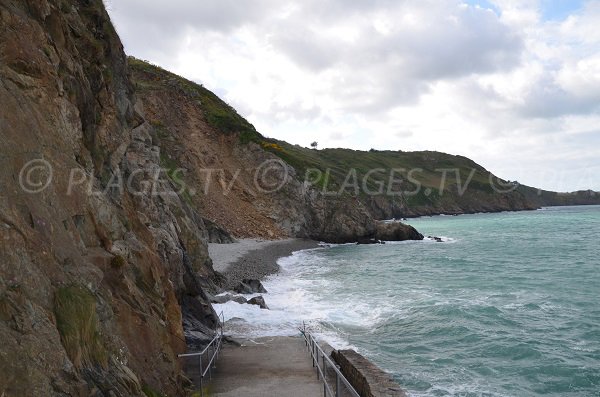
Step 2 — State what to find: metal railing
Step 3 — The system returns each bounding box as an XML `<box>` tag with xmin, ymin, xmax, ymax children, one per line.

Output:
<box><xmin>299</xmin><ymin>324</ymin><xmax>361</xmax><ymax>397</ymax></box>
<box><xmin>178</xmin><ymin>311</ymin><xmax>224</xmax><ymax>397</ymax></box>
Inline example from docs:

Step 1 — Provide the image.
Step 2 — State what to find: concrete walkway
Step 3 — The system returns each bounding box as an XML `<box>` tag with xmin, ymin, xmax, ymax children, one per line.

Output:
<box><xmin>208</xmin><ymin>336</ymin><xmax>323</xmax><ymax>397</ymax></box>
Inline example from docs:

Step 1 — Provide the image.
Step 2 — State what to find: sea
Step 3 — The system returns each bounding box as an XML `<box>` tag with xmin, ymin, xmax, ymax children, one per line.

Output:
<box><xmin>213</xmin><ymin>205</ymin><xmax>600</xmax><ymax>397</ymax></box>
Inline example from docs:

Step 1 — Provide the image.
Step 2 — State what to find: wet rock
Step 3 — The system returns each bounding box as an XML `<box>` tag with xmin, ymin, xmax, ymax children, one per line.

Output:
<box><xmin>234</xmin><ymin>279</ymin><xmax>268</xmax><ymax>294</ymax></box>
<box><xmin>210</xmin><ymin>294</ymin><xmax>247</xmax><ymax>304</ymax></box>
<box><xmin>247</xmin><ymin>296</ymin><xmax>269</xmax><ymax>309</ymax></box>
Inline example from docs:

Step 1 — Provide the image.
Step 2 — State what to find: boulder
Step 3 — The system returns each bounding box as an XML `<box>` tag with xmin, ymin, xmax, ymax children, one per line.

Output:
<box><xmin>247</xmin><ymin>296</ymin><xmax>269</xmax><ymax>309</ymax></box>
<box><xmin>210</xmin><ymin>294</ymin><xmax>247</xmax><ymax>304</ymax></box>
<box><xmin>374</xmin><ymin>221</ymin><xmax>424</xmax><ymax>241</ymax></box>
<box><xmin>234</xmin><ymin>279</ymin><xmax>268</xmax><ymax>294</ymax></box>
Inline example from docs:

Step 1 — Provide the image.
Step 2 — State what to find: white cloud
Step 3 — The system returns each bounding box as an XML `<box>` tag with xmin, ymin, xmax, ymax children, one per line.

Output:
<box><xmin>108</xmin><ymin>0</ymin><xmax>600</xmax><ymax>191</ymax></box>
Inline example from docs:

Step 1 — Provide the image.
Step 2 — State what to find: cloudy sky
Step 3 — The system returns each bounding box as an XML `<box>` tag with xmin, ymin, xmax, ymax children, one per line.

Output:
<box><xmin>107</xmin><ymin>0</ymin><xmax>600</xmax><ymax>192</ymax></box>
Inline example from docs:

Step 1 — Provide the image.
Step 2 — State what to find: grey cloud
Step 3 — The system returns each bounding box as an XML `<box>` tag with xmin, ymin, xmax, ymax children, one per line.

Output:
<box><xmin>256</xmin><ymin>100</ymin><xmax>323</xmax><ymax>123</ymax></box>
<box><xmin>518</xmin><ymin>80</ymin><xmax>600</xmax><ymax>118</ymax></box>
<box><xmin>384</xmin><ymin>7</ymin><xmax>522</xmax><ymax>80</ymax></box>
<box><xmin>109</xmin><ymin>0</ymin><xmax>279</xmax><ymax>59</ymax></box>
<box><xmin>266</xmin><ymin>1</ymin><xmax>522</xmax><ymax>112</ymax></box>
<box><xmin>272</xmin><ymin>27</ymin><xmax>343</xmax><ymax>72</ymax></box>
<box><xmin>329</xmin><ymin>131</ymin><xmax>349</xmax><ymax>140</ymax></box>
<box><xmin>112</xmin><ymin>0</ymin><xmax>275</xmax><ymax>32</ymax></box>
<box><xmin>395</xmin><ymin>130</ymin><xmax>414</xmax><ymax>138</ymax></box>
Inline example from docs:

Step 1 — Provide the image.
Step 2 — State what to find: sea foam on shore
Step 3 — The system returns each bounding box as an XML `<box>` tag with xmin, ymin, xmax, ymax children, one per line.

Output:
<box><xmin>213</xmin><ymin>247</ymin><xmax>362</xmax><ymax>349</ymax></box>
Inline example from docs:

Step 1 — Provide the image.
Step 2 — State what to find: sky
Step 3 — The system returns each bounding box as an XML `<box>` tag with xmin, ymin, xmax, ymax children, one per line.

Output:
<box><xmin>106</xmin><ymin>0</ymin><xmax>600</xmax><ymax>192</ymax></box>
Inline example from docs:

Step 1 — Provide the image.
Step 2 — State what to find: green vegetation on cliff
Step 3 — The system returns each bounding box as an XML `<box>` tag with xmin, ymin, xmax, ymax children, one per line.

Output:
<box><xmin>54</xmin><ymin>286</ymin><xmax>107</xmax><ymax>369</ymax></box>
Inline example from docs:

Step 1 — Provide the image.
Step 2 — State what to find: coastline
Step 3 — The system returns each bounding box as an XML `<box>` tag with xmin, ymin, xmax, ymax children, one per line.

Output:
<box><xmin>209</xmin><ymin>238</ymin><xmax>320</xmax><ymax>289</ymax></box>
<box><xmin>209</xmin><ymin>237</ymin><xmax>409</xmax><ymax>396</ymax></box>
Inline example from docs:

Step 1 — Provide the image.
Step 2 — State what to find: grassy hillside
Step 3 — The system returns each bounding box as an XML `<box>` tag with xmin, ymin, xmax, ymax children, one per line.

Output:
<box><xmin>266</xmin><ymin>143</ymin><xmax>495</xmax><ymax>201</ymax></box>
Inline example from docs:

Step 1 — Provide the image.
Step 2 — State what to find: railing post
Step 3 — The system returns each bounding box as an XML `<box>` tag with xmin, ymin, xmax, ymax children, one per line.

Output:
<box><xmin>312</xmin><ymin>341</ymin><xmax>316</xmax><ymax>367</ymax></box>
<box><xmin>335</xmin><ymin>372</ymin><xmax>341</xmax><ymax>397</ymax></box>
<box><xmin>316</xmin><ymin>341</ymin><xmax>320</xmax><ymax>381</ymax></box>
<box><xmin>199</xmin><ymin>354</ymin><xmax>203</xmax><ymax>397</ymax></box>
<box><xmin>208</xmin><ymin>345</ymin><xmax>212</xmax><ymax>379</ymax></box>
<box><xmin>323</xmin><ymin>357</ymin><xmax>328</xmax><ymax>397</ymax></box>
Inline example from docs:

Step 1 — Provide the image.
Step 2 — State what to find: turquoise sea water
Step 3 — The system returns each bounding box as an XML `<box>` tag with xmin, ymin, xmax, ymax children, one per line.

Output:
<box><xmin>217</xmin><ymin>206</ymin><xmax>600</xmax><ymax>396</ymax></box>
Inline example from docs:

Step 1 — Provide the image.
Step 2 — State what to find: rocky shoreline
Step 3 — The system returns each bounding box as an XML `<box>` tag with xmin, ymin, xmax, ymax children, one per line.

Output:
<box><xmin>209</xmin><ymin>238</ymin><xmax>320</xmax><ymax>290</ymax></box>
<box><xmin>210</xmin><ymin>238</ymin><xmax>408</xmax><ymax>396</ymax></box>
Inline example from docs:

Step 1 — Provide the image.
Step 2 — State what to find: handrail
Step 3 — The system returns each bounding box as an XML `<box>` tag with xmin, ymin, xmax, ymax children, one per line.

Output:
<box><xmin>178</xmin><ymin>311</ymin><xmax>225</xmax><ymax>396</ymax></box>
<box><xmin>178</xmin><ymin>332</ymin><xmax>220</xmax><ymax>358</ymax></box>
<box><xmin>299</xmin><ymin>324</ymin><xmax>361</xmax><ymax>397</ymax></box>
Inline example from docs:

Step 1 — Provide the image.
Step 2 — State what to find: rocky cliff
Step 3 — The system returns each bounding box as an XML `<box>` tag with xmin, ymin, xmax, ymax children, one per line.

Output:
<box><xmin>128</xmin><ymin>59</ymin><xmax>393</xmax><ymax>244</ymax></box>
<box><xmin>128</xmin><ymin>59</ymin><xmax>600</xmax><ymax>238</ymax></box>
<box><xmin>0</xmin><ymin>1</ymin><xmax>221</xmax><ymax>395</ymax></box>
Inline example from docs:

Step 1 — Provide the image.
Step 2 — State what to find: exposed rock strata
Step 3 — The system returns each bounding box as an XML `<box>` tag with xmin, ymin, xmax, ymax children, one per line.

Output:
<box><xmin>0</xmin><ymin>1</ymin><xmax>223</xmax><ymax>395</ymax></box>
<box><xmin>129</xmin><ymin>61</ymin><xmax>416</xmax><ymax>244</ymax></box>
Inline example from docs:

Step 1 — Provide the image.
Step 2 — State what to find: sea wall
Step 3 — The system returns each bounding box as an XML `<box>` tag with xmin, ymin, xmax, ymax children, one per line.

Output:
<box><xmin>331</xmin><ymin>349</ymin><xmax>407</xmax><ymax>397</ymax></box>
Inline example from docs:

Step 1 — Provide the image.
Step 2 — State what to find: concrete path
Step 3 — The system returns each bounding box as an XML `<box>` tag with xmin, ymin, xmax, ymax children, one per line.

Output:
<box><xmin>208</xmin><ymin>336</ymin><xmax>323</xmax><ymax>397</ymax></box>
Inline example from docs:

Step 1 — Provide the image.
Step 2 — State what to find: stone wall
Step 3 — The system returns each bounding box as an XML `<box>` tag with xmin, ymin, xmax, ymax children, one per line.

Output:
<box><xmin>331</xmin><ymin>349</ymin><xmax>407</xmax><ymax>397</ymax></box>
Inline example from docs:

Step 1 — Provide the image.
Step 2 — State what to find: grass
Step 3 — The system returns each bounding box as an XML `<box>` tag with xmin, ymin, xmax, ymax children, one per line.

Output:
<box><xmin>54</xmin><ymin>286</ymin><xmax>107</xmax><ymax>369</ymax></box>
<box><xmin>259</xmin><ymin>142</ymin><xmax>503</xmax><ymax>204</ymax></box>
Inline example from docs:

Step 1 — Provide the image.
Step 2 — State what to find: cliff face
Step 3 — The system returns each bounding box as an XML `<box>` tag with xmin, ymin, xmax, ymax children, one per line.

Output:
<box><xmin>128</xmin><ymin>60</ymin><xmax>600</xmax><ymax>242</ymax></box>
<box><xmin>129</xmin><ymin>60</ymin><xmax>381</xmax><ymax>244</ymax></box>
<box><xmin>0</xmin><ymin>1</ymin><xmax>221</xmax><ymax>395</ymax></box>
<box><xmin>129</xmin><ymin>59</ymin><xmax>600</xmax><ymax>244</ymax></box>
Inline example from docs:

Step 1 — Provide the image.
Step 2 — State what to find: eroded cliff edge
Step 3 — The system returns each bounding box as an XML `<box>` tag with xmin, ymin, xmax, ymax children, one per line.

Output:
<box><xmin>128</xmin><ymin>58</ymin><xmax>396</xmax><ymax>244</ymax></box>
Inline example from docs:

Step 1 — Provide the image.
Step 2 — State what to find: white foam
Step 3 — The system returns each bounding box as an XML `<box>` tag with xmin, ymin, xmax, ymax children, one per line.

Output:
<box><xmin>214</xmin><ymin>248</ymin><xmax>388</xmax><ymax>349</ymax></box>
<box><xmin>423</xmin><ymin>236</ymin><xmax>456</xmax><ymax>243</ymax></box>
<box><xmin>215</xmin><ymin>242</ymin><xmax>461</xmax><ymax>349</ymax></box>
